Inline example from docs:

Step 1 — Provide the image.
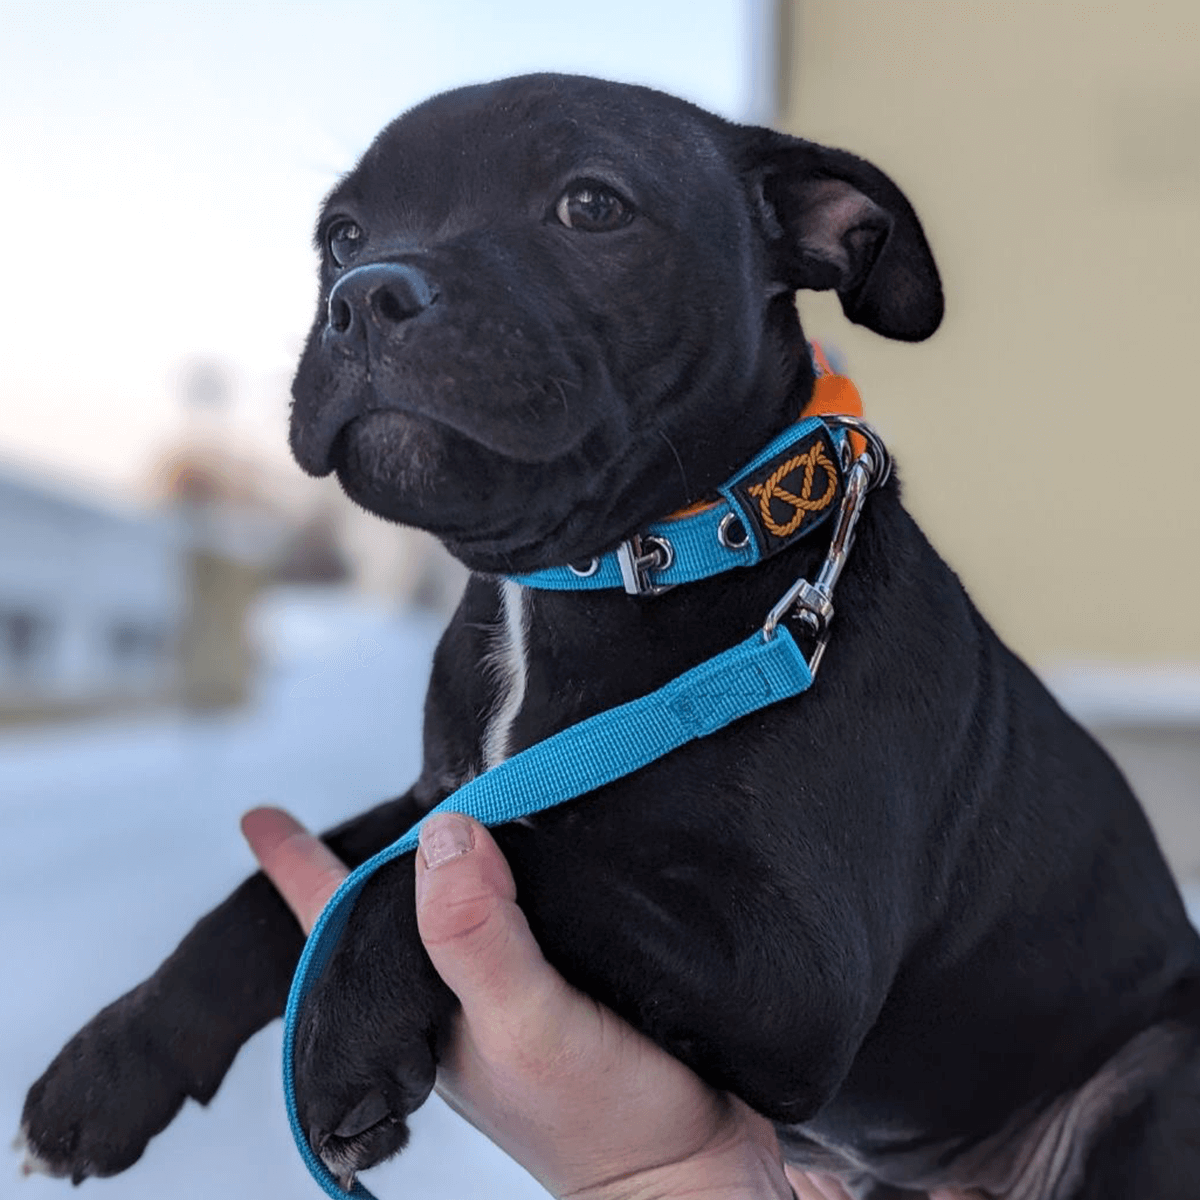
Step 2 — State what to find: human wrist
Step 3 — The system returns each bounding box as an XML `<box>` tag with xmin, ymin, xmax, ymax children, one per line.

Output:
<box><xmin>559</xmin><ymin>1135</ymin><xmax>794</xmax><ymax>1200</ymax></box>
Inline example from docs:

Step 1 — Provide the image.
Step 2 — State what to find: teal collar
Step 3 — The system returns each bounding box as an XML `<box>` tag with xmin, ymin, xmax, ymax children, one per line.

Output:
<box><xmin>510</xmin><ymin>413</ymin><xmax>856</xmax><ymax>596</ymax></box>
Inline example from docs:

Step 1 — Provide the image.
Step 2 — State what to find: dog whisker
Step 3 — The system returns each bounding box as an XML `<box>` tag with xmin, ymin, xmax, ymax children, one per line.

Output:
<box><xmin>548</xmin><ymin>375</ymin><xmax>571</xmax><ymax>415</ymax></box>
<box><xmin>657</xmin><ymin>427</ymin><xmax>690</xmax><ymax>500</ymax></box>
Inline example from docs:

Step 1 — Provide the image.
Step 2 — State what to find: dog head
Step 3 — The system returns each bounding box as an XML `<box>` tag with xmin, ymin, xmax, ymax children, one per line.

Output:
<box><xmin>290</xmin><ymin>74</ymin><xmax>941</xmax><ymax>574</ymax></box>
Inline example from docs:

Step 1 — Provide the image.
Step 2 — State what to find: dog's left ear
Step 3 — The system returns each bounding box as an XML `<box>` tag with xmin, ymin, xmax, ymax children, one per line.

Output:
<box><xmin>741</xmin><ymin>130</ymin><xmax>943</xmax><ymax>342</ymax></box>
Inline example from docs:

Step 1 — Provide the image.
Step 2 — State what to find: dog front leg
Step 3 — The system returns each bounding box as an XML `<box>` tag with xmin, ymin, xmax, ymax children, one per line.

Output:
<box><xmin>19</xmin><ymin>788</ymin><xmax>435</xmax><ymax>1184</ymax></box>
<box><xmin>290</xmin><ymin>850</ymin><xmax>456</xmax><ymax>1186</ymax></box>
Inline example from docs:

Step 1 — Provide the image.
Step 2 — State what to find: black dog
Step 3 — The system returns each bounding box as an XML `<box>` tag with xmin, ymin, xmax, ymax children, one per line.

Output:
<box><xmin>21</xmin><ymin>75</ymin><xmax>1200</xmax><ymax>1198</ymax></box>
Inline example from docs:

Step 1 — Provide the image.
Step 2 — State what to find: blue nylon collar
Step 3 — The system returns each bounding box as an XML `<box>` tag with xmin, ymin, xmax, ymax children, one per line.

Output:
<box><xmin>509</xmin><ymin>414</ymin><xmax>850</xmax><ymax>596</ymax></box>
<box><xmin>282</xmin><ymin>625</ymin><xmax>815</xmax><ymax>1200</ymax></box>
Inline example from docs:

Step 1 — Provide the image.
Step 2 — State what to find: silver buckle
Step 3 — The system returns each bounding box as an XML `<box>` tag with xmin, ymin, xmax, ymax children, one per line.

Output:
<box><xmin>616</xmin><ymin>534</ymin><xmax>675</xmax><ymax>596</ymax></box>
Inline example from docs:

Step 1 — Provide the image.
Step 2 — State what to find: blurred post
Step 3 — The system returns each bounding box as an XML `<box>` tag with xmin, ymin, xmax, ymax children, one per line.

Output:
<box><xmin>173</xmin><ymin>361</ymin><xmax>264</xmax><ymax>711</ymax></box>
<box><xmin>743</xmin><ymin>0</ymin><xmax>782</xmax><ymax>125</ymax></box>
<box><xmin>178</xmin><ymin>544</ymin><xmax>263</xmax><ymax>711</ymax></box>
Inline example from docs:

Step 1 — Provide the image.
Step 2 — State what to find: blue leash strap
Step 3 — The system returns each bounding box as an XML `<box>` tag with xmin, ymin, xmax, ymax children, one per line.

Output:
<box><xmin>282</xmin><ymin>626</ymin><xmax>814</xmax><ymax>1199</ymax></box>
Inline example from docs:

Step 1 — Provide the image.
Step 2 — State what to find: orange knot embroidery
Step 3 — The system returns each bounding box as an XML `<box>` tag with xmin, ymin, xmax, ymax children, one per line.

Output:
<box><xmin>747</xmin><ymin>444</ymin><xmax>838</xmax><ymax>538</ymax></box>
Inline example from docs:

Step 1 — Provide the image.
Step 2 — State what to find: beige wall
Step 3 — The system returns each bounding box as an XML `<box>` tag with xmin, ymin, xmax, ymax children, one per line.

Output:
<box><xmin>782</xmin><ymin>1</ymin><xmax>1199</xmax><ymax>667</ymax></box>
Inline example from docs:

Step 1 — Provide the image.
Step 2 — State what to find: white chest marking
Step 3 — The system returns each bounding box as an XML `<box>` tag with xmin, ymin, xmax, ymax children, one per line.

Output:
<box><xmin>481</xmin><ymin>579</ymin><xmax>529</xmax><ymax>771</ymax></box>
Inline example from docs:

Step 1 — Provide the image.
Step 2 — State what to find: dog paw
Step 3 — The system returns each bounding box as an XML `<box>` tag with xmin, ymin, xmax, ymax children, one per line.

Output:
<box><xmin>293</xmin><ymin>992</ymin><xmax>439</xmax><ymax>1189</ymax></box>
<box><xmin>13</xmin><ymin>1124</ymin><xmax>59</xmax><ymax>1179</ymax></box>
<box><xmin>20</xmin><ymin>996</ymin><xmax>199</xmax><ymax>1182</ymax></box>
<box><xmin>299</xmin><ymin>1071</ymin><xmax>432</xmax><ymax>1191</ymax></box>
<box><xmin>292</xmin><ymin>859</ymin><xmax>454</xmax><ymax>1187</ymax></box>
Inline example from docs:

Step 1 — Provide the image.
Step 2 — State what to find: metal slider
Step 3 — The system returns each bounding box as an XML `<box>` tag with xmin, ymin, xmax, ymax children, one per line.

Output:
<box><xmin>615</xmin><ymin>533</ymin><xmax>675</xmax><ymax>596</ymax></box>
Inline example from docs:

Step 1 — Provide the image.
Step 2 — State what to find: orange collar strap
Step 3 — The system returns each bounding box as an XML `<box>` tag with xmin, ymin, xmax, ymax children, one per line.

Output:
<box><xmin>667</xmin><ymin>344</ymin><xmax>865</xmax><ymax>522</ymax></box>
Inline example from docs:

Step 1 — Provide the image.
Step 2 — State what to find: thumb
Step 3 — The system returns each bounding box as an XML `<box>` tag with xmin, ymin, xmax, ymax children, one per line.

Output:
<box><xmin>414</xmin><ymin>814</ymin><xmax>565</xmax><ymax>1033</ymax></box>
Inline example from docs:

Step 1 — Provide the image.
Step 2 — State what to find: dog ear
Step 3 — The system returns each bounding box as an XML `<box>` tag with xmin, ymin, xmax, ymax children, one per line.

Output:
<box><xmin>744</xmin><ymin>131</ymin><xmax>943</xmax><ymax>342</ymax></box>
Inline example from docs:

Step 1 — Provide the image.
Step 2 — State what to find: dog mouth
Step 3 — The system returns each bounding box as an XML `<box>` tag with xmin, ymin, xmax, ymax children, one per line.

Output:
<box><xmin>323</xmin><ymin>408</ymin><xmax>639</xmax><ymax>573</ymax></box>
<box><xmin>329</xmin><ymin>410</ymin><xmax>446</xmax><ymax>498</ymax></box>
<box><xmin>327</xmin><ymin>409</ymin><xmax>533</xmax><ymax>547</ymax></box>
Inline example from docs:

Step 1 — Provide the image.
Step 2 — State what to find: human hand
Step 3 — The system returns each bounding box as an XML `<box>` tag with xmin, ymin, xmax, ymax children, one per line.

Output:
<box><xmin>242</xmin><ymin>807</ymin><xmax>853</xmax><ymax>1200</ymax></box>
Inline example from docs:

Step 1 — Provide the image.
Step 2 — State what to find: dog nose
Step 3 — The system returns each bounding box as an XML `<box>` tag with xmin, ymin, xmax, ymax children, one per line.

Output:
<box><xmin>326</xmin><ymin>262</ymin><xmax>438</xmax><ymax>337</ymax></box>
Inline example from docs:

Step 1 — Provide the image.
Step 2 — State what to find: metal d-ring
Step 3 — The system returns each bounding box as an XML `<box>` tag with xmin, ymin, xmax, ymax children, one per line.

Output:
<box><xmin>717</xmin><ymin>511</ymin><xmax>750</xmax><ymax>550</ymax></box>
<box><xmin>643</xmin><ymin>535</ymin><xmax>674</xmax><ymax>573</ymax></box>
<box><xmin>568</xmin><ymin>558</ymin><xmax>601</xmax><ymax>578</ymax></box>
<box><xmin>822</xmin><ymin>414</ymin><xmax>892</xmax><ymax>488</ymax></box>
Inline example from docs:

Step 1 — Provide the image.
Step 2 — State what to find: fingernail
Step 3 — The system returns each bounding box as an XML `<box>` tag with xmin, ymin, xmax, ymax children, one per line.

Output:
<box><xmin>419</xmin><ymin>813</ymin><xmax>475</xmax><ymax>870</ymax></box>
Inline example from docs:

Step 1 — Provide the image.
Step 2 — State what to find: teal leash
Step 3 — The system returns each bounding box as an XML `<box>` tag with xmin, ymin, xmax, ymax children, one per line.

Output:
<box><xmin>281</xmin><ymin>413</ymin><xmax>890</xmax><ymax>1199</ymax></box>
<box><xmin>283</xmin><ymin>627</ymin><xmax>814</xmax><ymax>1199</ymax></box>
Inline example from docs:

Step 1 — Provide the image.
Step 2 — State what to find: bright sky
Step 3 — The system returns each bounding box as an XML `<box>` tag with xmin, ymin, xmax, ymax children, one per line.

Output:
<box><xmin>0</xmin><ymin>0</ymin><xmax>765</xmax><ymax>497</ymax></box>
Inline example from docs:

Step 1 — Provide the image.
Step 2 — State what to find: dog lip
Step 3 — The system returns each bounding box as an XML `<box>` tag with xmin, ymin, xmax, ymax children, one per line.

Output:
<box><xmin>290</xmin><ymin>441</ymin><xmax>337</xmax><ymax>478</ymax></box>
<box><xmin>290</xmin><ymin>399</ymin><xmax>360</xmax><ymax>477</ymax></box>
<box><xmin>335</xmin><ymin>398</ymin><xmax>601</xmax><ymax>467</ymax></box>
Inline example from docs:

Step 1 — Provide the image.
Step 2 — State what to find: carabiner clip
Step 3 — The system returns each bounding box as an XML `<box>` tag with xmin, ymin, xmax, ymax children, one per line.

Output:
<box><xmin>761</xmin><ymin>417</ymin><xmax>889</xmax><ymax>679</ymax></box>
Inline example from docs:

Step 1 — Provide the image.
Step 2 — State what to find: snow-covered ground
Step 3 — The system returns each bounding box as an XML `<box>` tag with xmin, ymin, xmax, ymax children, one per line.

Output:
<box><xmin>1</xmin><ymin>589</ymin><xmax>548</xmax><ymax>1200</ymax></box>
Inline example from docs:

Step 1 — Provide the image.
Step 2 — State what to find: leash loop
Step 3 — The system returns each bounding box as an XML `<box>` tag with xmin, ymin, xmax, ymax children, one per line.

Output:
<box><xmin>282</xmin><ymin>626</ymin><xmax>815</xmax><ymax>1200</ymax></box>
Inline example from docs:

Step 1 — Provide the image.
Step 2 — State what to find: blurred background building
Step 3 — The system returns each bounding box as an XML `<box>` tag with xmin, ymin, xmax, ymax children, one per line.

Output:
<box><xmin>0</xmin><ymin>465</ymin><xmax>183</xmax><ymax>720</ymax></box>
<box><xmin>0</xmin><ymin>4</ymin><xmax>1196</xmax><ymax>1197</ymax></box>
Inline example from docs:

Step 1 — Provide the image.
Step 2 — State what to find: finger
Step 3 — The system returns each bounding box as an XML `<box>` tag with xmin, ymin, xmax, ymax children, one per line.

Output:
<box><xmin>241</xmin><ymin>806</ymin><xmax>348</xmax><ymax>934</ymax></box>
<box><xmin>414</xmin><ymin>814</ymin><xmax>568</xmax><ymax>1035</ymax></box>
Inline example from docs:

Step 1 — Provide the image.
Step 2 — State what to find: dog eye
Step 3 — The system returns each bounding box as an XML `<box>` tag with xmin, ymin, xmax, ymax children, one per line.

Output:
<box><xmin>327</xmin><ymin>220</ymin><xmax>365</xmax><ymax>266</ymax></box>
<box><xmin>555</xmin><ymin>184</ymin><xmax>632</xmax><ymax>232</ymax></box>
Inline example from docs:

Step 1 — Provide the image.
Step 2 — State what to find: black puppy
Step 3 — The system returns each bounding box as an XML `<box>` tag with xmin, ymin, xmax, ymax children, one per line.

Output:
<box><xmin>21</xmin><ymin>75</ymin><xmax>1200</xmax><ymax>1199</ymax></box>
